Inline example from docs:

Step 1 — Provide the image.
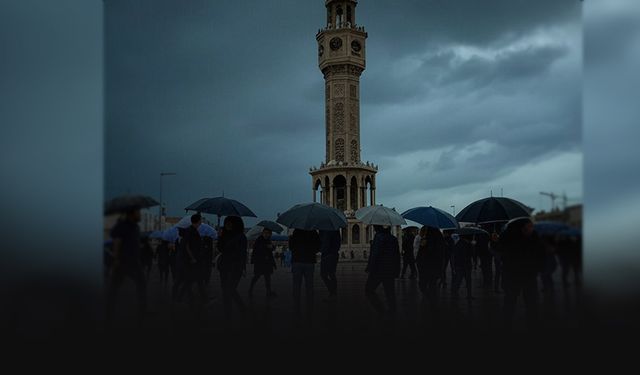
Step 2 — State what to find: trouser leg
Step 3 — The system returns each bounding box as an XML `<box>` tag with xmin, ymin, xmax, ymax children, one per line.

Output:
<box><xmin>365</xmin><ymin>276</ymin><xmax>384</xmax><ymax>314</ymax></box>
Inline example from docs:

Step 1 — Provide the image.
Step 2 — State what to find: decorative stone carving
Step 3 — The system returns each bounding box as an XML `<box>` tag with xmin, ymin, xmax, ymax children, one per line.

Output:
<box><xmin>335</xmin><ymin>138</ymin><xmax>345</xmax><ymax>162</ymax></box>
<box><xmin>349</xmin><ymin>102</ymin><xmax>358</xmax><ymax>134</ymax></box>
<box><xmin>334</xmin><ymin>102</ymin><xmax>345</xmax><ymax>133</ymax></box>
<box><xmin>350</xmin><ymin>85</ymin><xmax>357</xmax><ymax>98</ymax></box>
<box><xmin>350</xmin><ymin>140</ymin><xmax>359</xmax><ymax>162</ymax></box>
<box><xmin>334</xmin><ymin>84</ymin><xmax>345</xmax><ymax>98</ymax></box>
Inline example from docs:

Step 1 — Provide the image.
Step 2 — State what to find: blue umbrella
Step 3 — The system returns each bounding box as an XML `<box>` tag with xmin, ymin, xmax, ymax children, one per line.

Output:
<box><xmin>162</xmin><ymin>227</ymin><xmax>180</xmax><ymax>242</ymax></box>
<box><xmin>198</xmin><ymin>223</ymin><xmax>218</xmax><ymax>239</ymax></box>
<box><xmin>558</xmin><ymin>227</ymin><xmax>582</xmax><ymax>238</ymax></box>
<box><xmin>276</xmin><ymin>203</ymin><xmax>347</xmax><ymax>231</ymax></box>
<box><xmin>271</xmin><ymin>234</ymin><xmax>289</xmax><ymax>242</ymax></box>
<box><xmin>534</xmin><ymin>221</ymin><xmax>572</xmax><ymax>236</ymax></box>
<box><xmin>401</xmin><ymin>206</ymin><xmax>459</xmax><ymax>229</ymax></box>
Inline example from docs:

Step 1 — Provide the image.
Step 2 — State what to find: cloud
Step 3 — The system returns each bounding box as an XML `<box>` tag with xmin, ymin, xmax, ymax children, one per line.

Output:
<box><xmin>105</xmin><ymin>0</ymin><xmax>583</xmax><ymax>221</ymax></box>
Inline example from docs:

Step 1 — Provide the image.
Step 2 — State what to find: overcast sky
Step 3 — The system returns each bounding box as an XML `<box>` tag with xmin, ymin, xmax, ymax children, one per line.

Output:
<box><xmin>105</xmin><ymin>0</ymin><xmax>583</xmax><ymax>223</ymax></box>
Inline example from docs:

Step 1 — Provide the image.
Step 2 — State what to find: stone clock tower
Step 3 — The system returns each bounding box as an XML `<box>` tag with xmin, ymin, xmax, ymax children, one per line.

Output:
<box><xmin>310</xmin><ymin>0</ymin><xmax>379</xmax><ymax>257</ymax></box>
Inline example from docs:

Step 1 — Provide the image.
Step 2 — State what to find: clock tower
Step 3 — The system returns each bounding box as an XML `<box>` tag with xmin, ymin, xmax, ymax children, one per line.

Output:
<box><xmin>310</xmin><ymin>0</ymin><xmax>379</xmax><ymax>256</ymax></box>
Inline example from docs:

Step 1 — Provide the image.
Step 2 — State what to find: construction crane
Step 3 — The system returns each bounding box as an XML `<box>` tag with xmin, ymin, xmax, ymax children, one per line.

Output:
<box><xmin>540</xmin><ymin>192</ymin><xmax>559</xmax><ymax>211</ymax></box>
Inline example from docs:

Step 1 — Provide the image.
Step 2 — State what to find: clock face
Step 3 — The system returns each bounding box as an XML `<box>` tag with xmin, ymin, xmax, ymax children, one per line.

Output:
<box><xmin>330</xmin><ymin>37</ymin><xmax>342</xmax><ymax>51</ymax></box>
<box><xmin>351</xmin><ymin>40</ymin><xmax>362</xmax><ymax>52</ymax></box>
<box><xmin>318</xmin><ymin>44</ymin><xmax>324</xmax><ymax>56</ymax></box>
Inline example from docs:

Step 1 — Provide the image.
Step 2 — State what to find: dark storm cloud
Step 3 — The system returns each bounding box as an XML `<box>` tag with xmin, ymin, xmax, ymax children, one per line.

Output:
<box><xmin>106</xmin><ymin>0</ymin><xmax>582</xmax><ymax>219</ymax></box>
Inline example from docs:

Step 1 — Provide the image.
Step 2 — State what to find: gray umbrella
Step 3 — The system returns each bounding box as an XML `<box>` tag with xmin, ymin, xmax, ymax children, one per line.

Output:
<box><xmin>185</xmin><ymin>196</ymin><xmax>257</xmax><ymax>217</ymax></box>
<box><xmin>104</xmin><ymin>195</ymin><xmax>159</xmax><ymax>215</ymax></box>
<box><xmin>256</xmin><ymin>220</ymin><xmax>284</xmax><ymax>233</ymax></box>
<box><xmin>276</xmin><ymin>203</ymin><xmax>347</xmax><ymax>231</ymax></box>
<box><xmin>355</xmin><ymin>205</ymin><xmax>407</xmax><ymax>226</ymax></box>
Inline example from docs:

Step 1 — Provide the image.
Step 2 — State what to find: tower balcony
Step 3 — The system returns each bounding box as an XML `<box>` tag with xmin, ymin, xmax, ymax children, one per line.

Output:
<box><xmin>317</xmin><ymin>23</ymin><xmax>366</xmax><ymax>36</ymax></box>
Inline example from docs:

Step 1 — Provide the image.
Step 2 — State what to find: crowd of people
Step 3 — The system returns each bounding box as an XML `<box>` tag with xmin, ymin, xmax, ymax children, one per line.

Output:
<box><xmin>104</xmin><ymin>209</ymin><xmax>582</xmax><ymax>332</ymax></box>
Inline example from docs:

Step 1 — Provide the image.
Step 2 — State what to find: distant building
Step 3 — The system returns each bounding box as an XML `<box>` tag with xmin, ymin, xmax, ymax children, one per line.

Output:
<box><xmin>534</xmin><ymin>204</ymin><xmax>582</xmax><ymax>228</ymax></box>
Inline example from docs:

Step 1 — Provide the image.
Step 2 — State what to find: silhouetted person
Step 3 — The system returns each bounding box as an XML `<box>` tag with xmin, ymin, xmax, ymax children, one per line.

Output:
<box><xmin>156</xmin><ymin>240</ymin><xmax>171</xmax><ymax>285</ymax></box>
<box><xmin>169</xmin><ymin>241</ymin><xmax>178</xmax><ymax>284</ymax></box>
<box><xmin>350</xmin><ymin>250</ymin><xmax>355</xmax><ymax>260</ymax></box>
<box><xmin>539</xmin><ymin>235</ymin><xmax>557</xmax><ymax>294</ymax></box>
<box><xmin>476</xmin><ymin>233</ymin><xmax>493</xmax><ymax>289</ymax></box>
<box><xmin>289</xmin><ymin>229</ymin><xmax>321</xmax><ymax>313</ymax></box>
<box><xmin>249</xmin><ymin>228</ymin><xmax>277</xmax><ymax>299</ymax></box>
<box><xmin>319</xmin><ymin>230</ymin><xmax>341</xmax><ymax>300</ymax></box>
<box><xmin>442</xmin><ymin>230</ymin><xmax>455</xmax><ymax>287</ymax></box>
<box><xmin>365</xmin><ymin>226</ymin><xmax>400</xmax><ymax>317</ymax></box>
<box><xmin>495</xmin><ymin>218</ymin><xmax>545</xmax><ymax>331</ymax></box>
<box><xmin>400</xmin><ymin>228</ymin><xmax>417</xmax><ymax>279</ymax></box>
<box><xmin>202</xmin><ymin>236</ymin><xmax>214</xmax><ymax>286</ymax></box>
<box><xmin>416</xmin><ymin>226</ymin><xmax>446</xmax><ymax>304</ymax></box>
<box><xmin>452</xmin><ymin>234</ymin><xmax>475</xmax><ymax>300</ymax></box>
<box><xmin>140</xmin><ymin>237</ymin><xmax>154</xmax><ymax>280</ymax></box>
<box><xmin>489</xmin><ymin>231</ymin><xmax>503</xmax><ymax>293</ymax></box>
<box><xmin>177</xmin><ymin>214</ymin><xmax>206</xmax><ymax>307</ymax></box>
<box><xmin>106</xmin><ymin>208</ymin><xmax>147</xmax><ymax>327</ymax></box>
<box><xmin>217</xmin><ymin>216</ymin><xmax>248</xmax><ymax>319</ymax></box>
<box><xmin>556</xmin><ymin>232</ymin><xmax>582</xmax><ymax>288</ymax></box>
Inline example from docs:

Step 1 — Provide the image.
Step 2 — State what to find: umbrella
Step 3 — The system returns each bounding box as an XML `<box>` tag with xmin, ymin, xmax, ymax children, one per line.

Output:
<box><xmin>104</xmin><ymin>194</ymin><xmax>159</xmax><ymax>215</ymax></box>
<box><xmin>455</xmin><ymin>197</ymin><xmax>533</xmax><ymax>224</ymax></box>
<box><xmin>162</xmin><ymin>227</ymin><xmax>180</xmax><ymax>243</ymax></box>
<box><xmin>198</xmin><ymin>223</ymin><xmax>218</xmax><ymax>239</ymax></box>
<box><xmin>355</xmin><ymin>205</ymin><xmax>406</xmax><ymax>226</ymax></box>
<box><xmin>534</xmin><ymin>221</ymin><xmax>572</xmax><ymax>236</ymax></box>
<box><xmin>256</xmin><ymin>220</ymin><xmax>284</xmax><ymax>233</ymax></box>
<box><xmin>558</xmin><ymin>227</ymin><xmax>582</xmax><ymax>238</ymax></box>
<box><xmin>401</xmin><ymin>206</ymin><xmax>459</xmax><ymax>229</ymax></box>
<box><xmin>148</xmin><ymin>230</ymin><xmax>164</xmax><ymax>239</ymax></box>
<box><xmin>276</xmin><ymin>203</ymin><xmax>347</xmax><ymax>231</ymax></box>
<box><xmin>175</xmin><ymin>215</ymin><xmax>194</xmax><ymax>229</ymax></box>
<box><xmin>455</xmin><ymin>227</ymin><xmax>489</xmax><ymax>236</ymax></box>
<box><xmin>271</xmin><ymin>234</ymin><xmax>289</xmax><ymax>242</ymax></box>
<box><xmin>185</xmin><ymin>197</ymin><xmax>257</xmax><ymax>217</ymax></box>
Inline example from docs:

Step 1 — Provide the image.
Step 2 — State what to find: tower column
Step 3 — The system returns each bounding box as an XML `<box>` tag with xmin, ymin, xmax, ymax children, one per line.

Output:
<box><xmin>346</xmin><ymin>183</ymin><xmax>351</xmax><ymax>211</ymax></box>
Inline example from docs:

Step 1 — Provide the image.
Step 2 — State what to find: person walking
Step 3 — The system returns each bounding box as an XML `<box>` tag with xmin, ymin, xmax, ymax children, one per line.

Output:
<box><xmin>490</xmin><ymin>231</ymin><xmax>503</xmax><ymax>294</ymax></box>
<box><xmin>248</xmin><ymin>228</ymin><xmax>278</xmax><ymax>299</ymax></box>
<box><xmin>476</xmin><ymin>233</ymin><xmax>493</xmax><ymax>289</ymax></box>
<box><xmin>156</xmin><ymin>240</ymin><xmax>171</xmax><ymax>285</ymax></box>
<box><xmin>415</xmin><ymin>226</ymin><xmax>446</xmax><ymax>304</ymax></box>
<box><xmin>176</xmin><ymin>214</ymin><xmax>206</xmax><ymax>308</ymax></box>
<box><xmin>106</xmin><ymin>208</ymin><xmax>147</xmax><ymax>327</ymax></box>
<box><xmin>140</xmin><ymin>237</ymin><xmax>154</xmax><ymax>281</ymax></box>
<box><xmin>365</xmin><ymin>226</ymin><xmax>401</xmax><ymax>318</ymax></box>
<box><xmin>319</xmin><ymin>230</ymin><xmax>341</xmax><ymax>300</ymax></box>
<box><xmin>495</xmin><ymin>218</ymin><xmax>545</xmax><ymax>331</ymax></box>
<box><xmin>289</xmin><ymin>229</ymin><xmax>321</xmax><ymax>314</ymax></box>
<box><xmin>284</xmin><ymin>247</ymin><xmax>292</xmax><ymax>268</ymax></box>
<box><xmin>451</xmin><ymin>234</ymin><xmax>475</xmax><ymax>300</ymax></box>
<box><xmin>217</xmin><ymin>216</ymin><xmax>248</xmax><ymax>319</ymax></box>
<box><xmin>442</xmin><ymin>230</ymin><xmax>456</xmax><ymax>288</ymax></box>
<box><xmin>400</xmin><ymin>227</ymin><xmax>417</xmax><ymax>280</ymax></box>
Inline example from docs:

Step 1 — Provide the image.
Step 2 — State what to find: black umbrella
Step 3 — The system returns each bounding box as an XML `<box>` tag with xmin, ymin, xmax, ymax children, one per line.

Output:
<box><xmin>185</xmin><ymin>197</ymin><xmax>257</xmax><ymax>217</ymax></box>
<box><xmin>455</xmin><ymin>197</ymin><xmax>533</xmax><ymax>224</ymax></box>
<box><xmin>256</xmin><ymin>220</ymin><xmax>284</xmax><ymax>233</ymax></box>
<box><xmin>104</xmin><ymin>195</ymin><xmax>159</xmax><ymax>215</ymax></box>
<box><xmin>276</xmin><ymin>203</ymin><xmax>347</xmax><ymax>231</ymax></box>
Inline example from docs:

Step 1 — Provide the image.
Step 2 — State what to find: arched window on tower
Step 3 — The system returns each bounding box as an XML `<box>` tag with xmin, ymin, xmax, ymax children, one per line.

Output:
<box><xmin>352</xmin><ymin>224</ymin><xmax>360</xmax><ymax>245</ymax></box>
<box><xmin>336</xmin><ymin>6</ymin><xmax>344</xmax><ymax>28</ymax></box>
<box><xmin>347</xmin><ymin>6</ymin><xmax>353</xmax><ymax>26</ymax></box>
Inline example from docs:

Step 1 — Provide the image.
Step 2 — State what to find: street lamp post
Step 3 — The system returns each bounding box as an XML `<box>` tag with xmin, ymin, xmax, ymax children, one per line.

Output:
<box><xmin>158</xmin><ymin>172</ymin><xmax>177</xmax><ymax>230</ymax></box>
